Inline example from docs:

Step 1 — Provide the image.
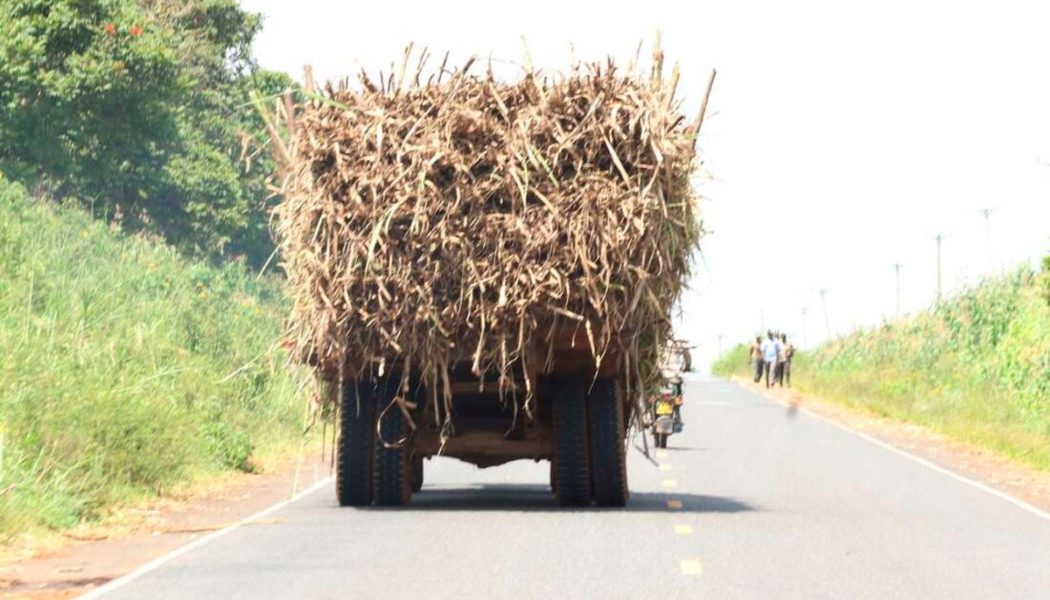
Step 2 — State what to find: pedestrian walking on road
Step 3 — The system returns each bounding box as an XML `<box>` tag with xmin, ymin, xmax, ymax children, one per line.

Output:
<box><xmin>771</xmin><ymin>331</ymin><xmax>784</xmax><ymax>385</ymax></box>
<box><xmin>777</xmin><ymin>334</ymin><xmax>794</xmax><ymax>387</ymax></box>
<box><xmin>760</xmin><ymin>331</ymin><xmax>781</xmax><ymax>388</ymax></box>
<box><xmin>750</xmin><ymin>336</ymin><xmax>764</xmax><ymax>383</ymax></box>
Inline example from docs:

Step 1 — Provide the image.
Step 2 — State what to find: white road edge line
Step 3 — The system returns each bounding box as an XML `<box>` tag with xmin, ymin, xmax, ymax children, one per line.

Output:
<box><xmin>78</xmin><ymin>476</ymin><xmax>334</xmax><ymax>599</ymax></box>
<box><xmin>748</xmin><ymin>384</ymin><xmax>1050</xmax><ymax>522</ymax></box>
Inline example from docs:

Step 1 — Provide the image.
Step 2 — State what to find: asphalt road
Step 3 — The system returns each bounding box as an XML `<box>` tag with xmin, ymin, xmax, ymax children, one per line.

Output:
<box><xmin>94</xmin><ymin>377</ymin><xmax>1050</xmax><ymax>599</ymax></box>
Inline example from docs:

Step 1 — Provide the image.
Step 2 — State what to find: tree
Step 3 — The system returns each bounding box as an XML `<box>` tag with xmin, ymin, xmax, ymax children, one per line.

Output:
<box><xmin>0</xmin><ymin>0</ymin><xmax>184</xmax><ymax>200</ymax></box>
<box><xmin>0</xmin><ymin>0</ymin><xmax>289</xmax><ymax>267</ymax></box>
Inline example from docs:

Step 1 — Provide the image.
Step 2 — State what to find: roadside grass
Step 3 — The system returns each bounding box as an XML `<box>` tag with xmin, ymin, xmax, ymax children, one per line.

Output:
<box><xmin>714</xmin><ymin>268</ymin><xmax>1050</xmax><ymax>471</ymax></box>
<box><xmin>0</xmin><ymin>180</ymin><xmax>310</xmax><ymax>537</ymax></box>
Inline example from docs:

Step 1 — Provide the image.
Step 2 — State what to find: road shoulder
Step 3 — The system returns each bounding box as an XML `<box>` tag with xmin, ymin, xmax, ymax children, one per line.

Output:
<box><xmin>729</xmin><ymin>376</ymin><xmax>1050</xmax><ymax>516</ymax></box>
<box><xmin>0</xmin><ymin>452</ymin><xmax>330</xmax><ymax>599</ymax></box>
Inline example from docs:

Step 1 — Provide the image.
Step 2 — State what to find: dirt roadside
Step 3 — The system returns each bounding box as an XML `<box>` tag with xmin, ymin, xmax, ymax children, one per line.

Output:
<box><xmin>0</xmin><ymin>451</ymin><xmax>332</xmax><ymax>599</ymax></box>
<box><xmin>732</xmin><ymin>376</ymin><xmax>1050</xmax><ymax>515</ymax></box>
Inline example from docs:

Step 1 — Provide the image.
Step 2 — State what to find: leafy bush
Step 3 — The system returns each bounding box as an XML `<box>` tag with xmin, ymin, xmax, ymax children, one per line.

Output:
<box><xmin>0</xmin><ymin>0</ymin><xmax>291</xmax><ymax>267</ymax></box>
<box><xmin>0</xmin><ymin>180</ymin><xmax>306</xmax><ymax>535</ymax></box>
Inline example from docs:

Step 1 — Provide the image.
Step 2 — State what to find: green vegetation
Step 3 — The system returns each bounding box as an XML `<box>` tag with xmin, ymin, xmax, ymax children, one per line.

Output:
<box><xmin>0</xmin><ymin>180</ymin><xmax>306</xmax><ymax>536</ymax></box>
<box><xmin>714</xmin><ymin>266</ymin><xmax>1050</xmax><ymax>470</ymax></box>
<box><xmin>712</xmin><ymin>343</ymin><xmax>752</xmax><ymax>379</ymax></box>
<box><xmin>0</xmin><ymin>0</ymin><xmax>309</xmax><ymax>539</ymax></box>
<box><xmin>0</xmin><ymin>0</ymin><xmax>290</xmax><ymax>266</ymax></box>
<box><xmin>1042</xmin><ymin>254</ymin><xmax>1050</xmax><ymax>305</ymax></box>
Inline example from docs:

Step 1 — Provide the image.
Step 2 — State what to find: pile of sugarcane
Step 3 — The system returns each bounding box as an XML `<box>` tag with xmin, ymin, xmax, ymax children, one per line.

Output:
<box><xmin>266</xmin><ymin>44</ymin><xmax>711</xmax><ymax>418</ymax></box>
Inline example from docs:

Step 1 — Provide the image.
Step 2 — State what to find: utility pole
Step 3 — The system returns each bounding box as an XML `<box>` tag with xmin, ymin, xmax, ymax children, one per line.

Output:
<box><xmin>932</xmin><ymin>233</ymin><xmax>946</xmax><ymax>302</ymax></box>
<box><xmin>818</xmin><ymin>289</ymin><xmax>831</xmax><ymax>340</ymax></box>
<box><xmin>891</xmin><ymin>263</ymin><xmax>902</xmax><ymax>317</ymax></box>
<box><xmin>716</xmin><ymin>333</ymin><xmax>724</xmax><ymax>357</ymax></box>
<box><xmin>977</xmin><ymin>208</ymin><xmax>996</xmax><ymax>272</ymax></box>
<box><xmin>800</xmin><ymin>306</ymin><xmax>809</xmax><ymax>348</ymax></box>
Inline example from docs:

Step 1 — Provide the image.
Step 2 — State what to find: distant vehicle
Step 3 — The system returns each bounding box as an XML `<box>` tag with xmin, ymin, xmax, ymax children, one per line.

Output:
<box><xmin>661</xmin><ymin>340</ymin><xmax>694</xmax><ymax>373</ymax></box>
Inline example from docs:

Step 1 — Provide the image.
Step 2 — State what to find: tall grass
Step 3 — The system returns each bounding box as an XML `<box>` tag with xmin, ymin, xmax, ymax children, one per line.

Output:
<box><xmin>1042</xmin><ymin>255</ymin><xmax>1050</xmax><ymax>305</ymax></box>
<box><xmin>714</xmin><ymin>267</ymin><xmax>1050</xmax><ymax>470</ymax></box>
<box><xmin>711</xmin><ymin>343</ymin><xmax>752</xmax><ymax>380</ymax></box>
<box><xmin>0</xmin><ymin>180</ymin><xmax>308</xmax><ymax>536</ymax></box>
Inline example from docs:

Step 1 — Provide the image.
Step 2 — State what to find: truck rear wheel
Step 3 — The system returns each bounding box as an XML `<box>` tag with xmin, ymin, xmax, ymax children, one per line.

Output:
<box><xmin>373</xmin><ymin>379</ymin><xmax>413</xmax><ymax>506</ymax></box>
<box><xmin>587</xmin><ymin>378</ymin><xmax>629</xmax><ymax>506</ymax></box>
<box><xmin>336</xmin><ymin>380</ymin><xmax>375</xmax><ymax>507</ymax></box>
<box><xmin>552</xmin><ymin>377</ymin><xmax>592</xmax><ymax>506</ymax></box>
<box><xmin>411</xmin><ymin>455</ymin><xmax>424</xmax><ymax>493</ymax></box>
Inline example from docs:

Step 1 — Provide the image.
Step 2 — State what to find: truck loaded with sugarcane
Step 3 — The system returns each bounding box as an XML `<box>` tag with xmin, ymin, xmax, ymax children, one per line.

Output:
<box><xmin>264</xmin><ymin>43</ymin><xmax>713</xmax><ymax>507</ymax></box>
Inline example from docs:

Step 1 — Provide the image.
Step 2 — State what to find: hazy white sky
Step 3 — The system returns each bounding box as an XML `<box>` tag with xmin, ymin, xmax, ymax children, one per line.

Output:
<box><xmin>242</xmin><ymin>0</ymin><xmax>1050</xmax><ymax>369</ymax></box>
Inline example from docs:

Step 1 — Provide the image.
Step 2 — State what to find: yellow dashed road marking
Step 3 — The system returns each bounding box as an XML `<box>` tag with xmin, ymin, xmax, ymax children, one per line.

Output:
<box><xmin>656</xmin><ymin>450</ymin><xmax>669</xmax><ymax>458</ymax></box>
<box><xmin>662</xmin><ymin>479</ymin><xmax>678</xmax><ymax>489</ymax></box>
<box><xmin>673</xmin><ymin>524</ymin><xmax>693</xmax><ymax>535</ymax></box>
<box><xmin>658</xmin><ymin>464</ymin><xmax>672</xmax><ymax>471</ymax></box>
<box><xmin>680</xmin><ymin>559</ymin><xmax>703</xmax><ymax>576</ymax></box>
<box><xmin>666</xmin><ymin>499</ymin><xmax>683</xmax><ymax>509</ymax></box>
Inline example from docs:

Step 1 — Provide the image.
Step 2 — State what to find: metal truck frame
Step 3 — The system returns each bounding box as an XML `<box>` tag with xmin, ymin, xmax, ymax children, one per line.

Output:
<box><xmin>333</xmin><ymin>326</ymin><xmax>632</xmax><ymax>508</ymax></box>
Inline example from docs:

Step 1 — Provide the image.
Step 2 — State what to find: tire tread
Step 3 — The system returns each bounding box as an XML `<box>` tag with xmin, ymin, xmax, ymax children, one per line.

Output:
<box><xmin>552</xmin><ymin>377</ymin><xmax>592</xmax><ymax>506</ymax></box>
<box><xmin>587</xmin><ymin>378</ymin><xmax>629</xmax><ymax>506</ymax></box>
<box><xmin>336</xmin><ymin>380</ymin><xmax>375</xmax><ymax>507</ymax></box>
<box><xmin>373</xmin><ymin>379</ymin><xmax>412</xmax><ymax>506</ymax></box>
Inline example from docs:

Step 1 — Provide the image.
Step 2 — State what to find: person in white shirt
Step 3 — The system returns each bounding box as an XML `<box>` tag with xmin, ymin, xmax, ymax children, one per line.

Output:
<box><xmin>759</xmin><ymin>331</ymin><xmax>781</xmax><ymax>388</ymax></box>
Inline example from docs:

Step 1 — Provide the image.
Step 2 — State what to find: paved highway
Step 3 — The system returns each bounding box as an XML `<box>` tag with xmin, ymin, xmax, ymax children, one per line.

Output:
<box><xmin>93</xmin><ymin>377</ymin><xmax>1050</xmax><ymax>599</ymax></box>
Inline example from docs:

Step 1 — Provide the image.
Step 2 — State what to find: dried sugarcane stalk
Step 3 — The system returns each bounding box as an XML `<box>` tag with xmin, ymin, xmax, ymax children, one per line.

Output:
<box><xmin>269</xmin><ymin>44</ymin><xmax>711</xmax><ymax>427</ymax></box>
<box><xmin>689</xmin><ymin>68</ymin><xmax>718</xmax><ymax>151</ymax></box>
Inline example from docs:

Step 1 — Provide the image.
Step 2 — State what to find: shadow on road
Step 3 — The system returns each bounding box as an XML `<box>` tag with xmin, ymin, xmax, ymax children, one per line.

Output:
<box><xmin>371</xmin><ymin>484</ymin><xmax>757</xmax><ymax>514</ymax></box>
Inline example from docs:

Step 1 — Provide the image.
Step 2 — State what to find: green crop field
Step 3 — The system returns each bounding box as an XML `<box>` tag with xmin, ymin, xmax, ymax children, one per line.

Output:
<box><xmin>714</xmin><ymin>265</ymin><xmax>1050</xmax><ymax>471</ymax></box>
<box><xmin>0</xmin><ymin>179</ymin><xmax>308</xmax><ymax>536</ymax></box>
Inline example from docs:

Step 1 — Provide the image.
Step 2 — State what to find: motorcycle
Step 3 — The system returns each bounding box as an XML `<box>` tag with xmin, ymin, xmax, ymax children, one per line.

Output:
<box><xmin>653</xmin><ymin>413</ymin><xmax>675</xmax><ymax>449</ymax></box>
<box><xmin>650</xmin><ymin>379</ymin><xmax>684</xmax><ymax>449</ymax></box>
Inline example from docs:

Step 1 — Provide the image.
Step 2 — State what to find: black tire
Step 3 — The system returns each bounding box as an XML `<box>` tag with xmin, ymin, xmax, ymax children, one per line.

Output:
<box><xmin>551</xmin><ymin>377</ymin><xmax>592</xmax><ymax>506</ymax></box>
<box><xmin>587</xmin><ymin>378</ymin><xmax>629</xmax><ymax>506</ymax></box>
<box><xmin>373</xmin><ymin>379</ymin><xmax>413</xmax><ymax>506</ymax></box>
<box><xmin>411</xmin><ymin>455</ymin><xmax>424</xmax><ymax>493</ymax></box>
<box><xmin>336</xmin><ymin>380</ymin><xmax>375</xmax><ymax>507</ymax></box>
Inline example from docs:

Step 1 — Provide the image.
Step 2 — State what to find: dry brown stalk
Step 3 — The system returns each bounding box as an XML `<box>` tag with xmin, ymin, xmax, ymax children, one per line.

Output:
<box><xmin>269</xmin><ymin>46</ymin><xmax>709</xmax><ymax>424</ymax></box>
